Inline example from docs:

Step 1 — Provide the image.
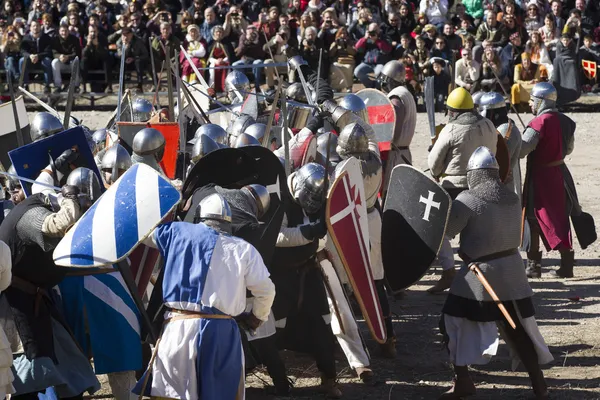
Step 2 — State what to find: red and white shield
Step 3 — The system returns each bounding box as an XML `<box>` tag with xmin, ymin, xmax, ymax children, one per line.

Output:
<box><xmin>356</xmin><ymin>88</ymin><xmax>396</xmax><ymax>144</ymax></box>
<box><xmin>326</xmin><ymin>165</ymin><xmax>387</xmax><ymax>344</ymax></box>
<box><xmin>278</xmin><ymin>128</ymin><xmax>317</xmax><ymax>171</ymax></box>
<box><xmin>582</xmin><ymin>59</ymin><xmax>597</xmax><ymax>79</ymax></box>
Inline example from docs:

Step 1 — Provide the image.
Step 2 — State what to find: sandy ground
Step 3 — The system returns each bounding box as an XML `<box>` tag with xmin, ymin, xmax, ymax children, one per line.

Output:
<box><xmin>34</xmin><ymin>108</ymin><xmax>599</xmax><ymax>400</ymax></box>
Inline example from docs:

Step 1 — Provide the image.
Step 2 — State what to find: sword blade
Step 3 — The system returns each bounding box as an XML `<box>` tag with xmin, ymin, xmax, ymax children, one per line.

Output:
<box><xmin>263</xmin><ymin>84</ymin><xmax>281</xmax><ymax>148</ymax></box>
<box><xmin>7</xmin><ymin>71</ymin><xmax>24</xmax><ymax>147</ymax></box>
<box><xmin>116</xmin><ymin>42</ymin><xmax>127</xmax><ymax>124</ymax></box>
<box><xmin>0</xmin><ymin>171</ymin><xmax>62</xmax><ymax>192</ymax></box>
<box><xmin>165</xmin><ymin>45</ymin><xmax>175</xmax><ymax>122</ymax></box>
<box><xmin>63</xmin><ymin>56</ymin><xmax>80</xmax><ymax>129</ymax></box>
<box><xmin>180</xmin><ymin>46</ymin><xmax>210</xmax><ymax>89</ymax></box>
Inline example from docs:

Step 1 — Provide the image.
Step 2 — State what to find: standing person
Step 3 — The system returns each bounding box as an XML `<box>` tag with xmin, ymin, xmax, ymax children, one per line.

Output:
<box><xmin>50</xmin><ymin>24</ymin><xmax>81</xmax><ymax>93</ymax></box>
<box><xmin>438</xmin><ymin>146</ymin><xmax>553</xmax><ymax>400</ymax></box>
<box><xmin>378</xmin><ymin>60</ymin><xmax>417</xmax><ymax>198</ymax></box>
<box><xmin>19</xmin><ymin>20</ymin><xmax>53</xmax><ymax>93</ymax></box>
<box><xmin>520</xmin><ymin>82</ymin><xmax>578</xmax><ymax>278</ymax></box>
<box><xmin>354</xmin><ymin>23</ymin><xmax>393</xmax><ymax>88</ymax></box>
<box><xmin>427</xmin><ymin>88</ymin><xmax>498</xmax><ymax>293</ymax></box>
<box><xmin>133</xmin><ymin>193</ymin><xmax>276</xmax><ymax>399</ymax></box>
<box><xmin>551</xmin><ymin>33</ymin><xmax>581</xmax><ymax>106</ymax></box>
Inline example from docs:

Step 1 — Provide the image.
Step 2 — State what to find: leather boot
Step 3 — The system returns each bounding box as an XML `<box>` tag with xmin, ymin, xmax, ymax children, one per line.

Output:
<box><xmin>319</xmin><ymin>375</ymin><xmax>342</xmax><ymax>398</ymax></box>
<box><xmin>379</xmin><ymin>336</ymin><xmax>397</xmax><ymax>359</ymax></box>
<box><xmin>439</xmin><ymin>366</ymin><xmax>476</xmax><ymax>399</ymax></box>
<box><xmin>549</xmin><ymin>250</ymin><xmax>574</xmax><ymax>278</ymax></box>
<box><xmin>355</xmin><ymin>366</ymin><xmax>377</xmax><ymax>385</ymax></box>
<box><xmin>526</xmin><ymin>252</ymin><xmax>542</xmax><ymax>278</ymax></box>
<box><xmin>427</xmin><ymin>268</ymin><xmax>456</xmax><ymax>293</ymax></box>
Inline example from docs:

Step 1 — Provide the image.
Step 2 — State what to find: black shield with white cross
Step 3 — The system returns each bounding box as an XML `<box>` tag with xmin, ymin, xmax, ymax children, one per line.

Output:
<box><xmin>382</xmin><ymin>165</ymin><xmax>451</xmax><ymax>291</ymax></box>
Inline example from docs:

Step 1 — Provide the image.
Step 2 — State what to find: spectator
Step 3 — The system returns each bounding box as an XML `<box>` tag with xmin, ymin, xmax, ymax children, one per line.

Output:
<box><xmin>511</xmin><ymin>52</ymin><xmax>541</xmax><ymax>110</ymax></box>
<box><xmin>579</xmin><ymin>34</ymin><xmax>600</xmax><ymax>90</ymax></box>
<box><xmin>20</xmin><ymin>20</ymin><xmax>53</xmax><ymax>93</ymax></box>
<box><xmin>413</xmin><ymin>34</ymin><xmax>431</xmax><ymax>80</ymax></box>
<box><xmin>301</xmin><ymin>26</ymin><xmax>329</xmax><ymax>81</ymax></box>
<box><xmin>455</xmin><ymin>47</ymin><xmax>481</xmax><ymax>92</ymax></box>
<box><xmin>177</xmin><ymin>11</ymin><xmax>193</xmax><ymax>40</ymax></box>
<box><xmin>187</xmin><ymin>0</ymin><xmax>205</xmax><ymax>21</ymax></box>
<box><xmin>450</xmin><ymin>2</ymin><xmax>474</xmax><ymax>30</ymax></box>
<box><xmin>503</xmin><ymin>13</ymin><xmax>528</xmax><ymax>43</ymax></box>
<box><xmin>147</xmin><ymin>10</ymin><xmax>173</xmax><ymax>38</ymax></box>
<box><xmin>442</xmin><ymin>22</ymin><xmax>463</xmax><ymax>53</ymax></box>
<box><xmin>318</xmin><ymin>8</ymin><xmax>339</xmax><ymax>50</ymax></box>
<box><xmin>329</xmin><ymin>26</ymin><xmax>357</xmax><ymax>91</ymax></box>
<box><xmin>0</xmin><ymin>0</ymin><xmax>16</xmax><ymax>25</ymax></box>
<box><xmin>213</xmin><ymin>0</ymin><xmax>231</xmax><ymax>22</ymax></box>
<box><xmin>263</xmin><ymin>26</ymin><xmax>293</xmax><ymax>91</ymax></box>
<box><xmin>540</xmin><ymin>13</ymin><xmax>560</xmax><ymax>55</ymax></box>
<box><xmin>232</xmin><ymin>24</ymin><xmax>266</xmax><ymax>84</ymax></box>
<box><xmin>500</xmin><ymin>31</ymin><xmax>526</xmax><ymax>79</ymax></box>
<box><xmin>66</xmin><ymin>11</ymin><xmax>84</xmax><ymax>41</ymax></box>
<box><xmin>181</xmin><ymin>24</ymin><xmax>208</xmax><ymax>84</ymax></box>
<box><xmin>431</xmin><ymin>36</ymin><xmax>451</xmax><ymax>61</ymax></box>
<box><xmin>457</xmin><ymin>18</ymin><xmax>476</xmax><ymax>39</ymax></box>
<box><xmin>152</xmin><ymin>22</ymin><xmax>182</xmax><ymax>64</ymax></box>
<box><xmin>524</xmin><ymin>1</ymin><xmax>543</xmax><ymax>33</ymax></box>
<box><xmin>95</xmin><ymin>6</ymin><xmax>114</xmax><ymax>36</ymax></box>
<box><xmin>81</xmin><ymin>23</ymin><xmax>112</xmax><ymax>93</ymax></box>
<box><xmin>381</xmin><ymin>12</ymin><xmax>402</xmax><ymax>49</ymax></box>
<box><xmin>419</xmin><ymin>0</ymin><xmax>449</xmax><ymax>30</ymax></box>
<box><xmin>398</xmin><ymin>2</ymin><xmax>417</xmax><ymax>35</ymax></box>
<box><xmin>200</xmin><ymin>7</ymin><xmax>218</xmax><ymax>45</ymax></box>
<box><xmin>354</xmin><ymin>22</ymin><xmax>392</xmax><ymax>88</ymax></box>
<box><xmin>475</xmin><ymin>11</ymin><xmax>508</xmax><ymax>48</ymax></box>
<box><xmin>27</xmin><ymin>0</ymin><xmax>48</xmax><ymax>26</ymax></box>
<box><xmin>257</xmin><ymin>6</ymin><xmax>280</xmax><ymax>40</ymax></box>
<box><xmin>108</xmin><ymin>13</ymin><xmax>130</xmax><ymax>45</ymax></box>
<box><xmin>2</xmin><ymin>26</ymin><xmax>21</xmax><ymax>82</ymax></box>
<box><xmin>41</xmin><ymin>13</ymin><xmax>56</xmax><ymax>38</ymax></box>
<box><xmin>550</xmin><ymin>0</ymin><xmax>565</xmax><ymax>32</ymax></box>
<box><xmin>51</xmin><ymin>24</ymin><xmax>81</xmax><ymax>93</ymax></box>
<box><xmin>117</xmin><ymin>26</ymin><xmax>149</xmax><ymax>93</ymax></box>
<box><xmin>143</xmin><ymin>3</ymin><xmax>157</xmax><ymax>26</ymax></box>
<box><xmin>480</xmin><ymin>45</ymin><xmax>506</xmax><ymax>91</ymax></box>
<box><xmin>526</xmin><ymin>30</ymin><xmax>552</xmax><ymax>78</ymax></box>
<box><xmin>422</xmin><ymin>24</ymin><xmax>438</xmax><ymax>48</ymax></box>
<box><xmin>298</xmin><ymin>13</ymin><xmax>314</xmax><ymax>42</ymax></box>
<box><xmin>305</xmin><ymin>0</ymin><xmax>326</xmax><ymax>14</ymax></box>
<box><xmin>463</xmin><ymin>0</ymin><xmax>484</xmax><ymax>24</ymax></box>
<box><xmin>402</xmin><ymin>50</ymin><xmax>421</xmax><ymax>92</ymax></box>
<box><xmin>207</xmin><ymin>25</ymin><xmax>233</xmax><ymax>92</ymax></box>
<box><xmin>281</xmin><ymin>12</ymin><xmax>299</xmax><ymax>48</ymax></box>
<box><xmin>552</xmin><ymin>32</ymin><xmax>582</xmax><ymax>105</ymax></box>
<box><xmin>223</xmin><ymin>5</ymin><xmax>247</xmax><ymax>49</ymax></box>
<box><xmin>431</xmin><ymin>57</ymin><xmax>451</xmax><ymax>110</ymax></box>
<box><xmin>349</xmin><ymin>7</ymin><xmax>372</xmax><ymax>41</ymax></box>
<box><xmin>130</xmin><ymin>12</ymin><xmax>149</xmax><ymax>45</ymax></box>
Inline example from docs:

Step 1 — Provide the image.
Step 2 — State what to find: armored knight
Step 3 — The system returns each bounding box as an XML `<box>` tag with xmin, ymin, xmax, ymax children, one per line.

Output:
<box><xmin>227</xmin><ymin>114</ymin><xmax>256</xmax><ymax>147</ymax></box>
<box><xmin>188</xmin><ymin>124</ymin><xmax>228</xmax><ymax>146</ymax></box>
<box><xmin>131</xmin><ymin>127</ymin><xmax>166</xmax><ymax>174</ymax></box>
<box><xmin>29</xmin><ymin>112</ymin><xmax>63</xmax><ymax>142</ymax></box>
<box><xmin>479</xmin><ymin>91</ymin><xmax>523</xmax><ymax>197</ymax></box>
<box><xmin>270</xmin><ymin>163</ymin><xmax>342</xmax><ymax>398</ymax></box>
<box><xmin>378</xmin><ymin>61</ymin><xmax>417</xmax><ymax>197</ymax></box>
<box><xmin>234</xmin><ymin>133</ymin><xmax>261</xmax><ymax>148</ymax></box>
<box><xmin>131</xmin><ymin>97</ymin><xmax>154</xmax><ymax>122</ymax></box>
<box><xmin>439</xmin><ymin>147</ymin><xmax>552</xmax><ymax>400</ymax></box>
<box><xmin>427</xmin><ymin>87</ymin><xmax>498</xmax><ymax>293</ymax></box>
<box><xmin>225</xmin><ymin>70</ymin><xmax>250</xmax><ymax>104</ymax></box>
<box><xmin>316</xmin><ymin>131</ymin><xmax>341</xmax><ymax>174</ymax></box>
<box><xmin>519</xmin><ymin>82</ymin><xmax>579</xmax><ymax>279</ymax></box>
<box><xmin>91</xmin><ymin>128</ymin><xmax>108</xmax><ymax>155</ymax></box>
<box><xmin>338</xmin><ymin>94</ymin><xmax>369</xmax><ymax>122</ymax></box>
<box><xmin>0</xmin><ymin>168</ymin><xmax>101</xmax><ymax>397</ymax></box>
<box><xmin>244</xmin><ymin>123</ymin><xmax>267</xmax><ymax>145</ymax></box>
<box><xmin>100</xmin><ymin>143</ymin><xmax>133</xmax><ymax>186</ymax></box>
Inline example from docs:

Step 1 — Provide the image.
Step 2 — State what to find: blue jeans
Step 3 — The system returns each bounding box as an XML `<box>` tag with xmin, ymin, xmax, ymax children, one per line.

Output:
<box><xmin>232</xmin><ymin>58</ymin><xmax>263</xmax><ymax>85</ymax></box>
<box><xmin>354</xmin><ymin>62</ymin><xmax>384</xmax><ymax>88</ymax></box>
<box><xmin>4</xmin><ymin>56</ymin><xmax>19</xmax><ymax>81</ymax></box>
<box><xmin>19</xmin><ymin>56</ymin><xmax>52</xmax><ymax>86</ymax></box>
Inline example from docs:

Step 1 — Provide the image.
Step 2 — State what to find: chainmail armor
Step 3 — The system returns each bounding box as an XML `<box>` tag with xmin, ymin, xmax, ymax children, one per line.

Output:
<box><xmin>215</xmin><ymin>186</ymin><xmax>259</xmax><ymax>222</ymax></box>
<box><xmin>131</xmin><ymin>153</ymin><xmax>163</xmax><ymax>174</ymax></box>
<box><xmin>16</xmin><ymin>206</ymin><xmax>59</xmax><ymax>255</ymax></box>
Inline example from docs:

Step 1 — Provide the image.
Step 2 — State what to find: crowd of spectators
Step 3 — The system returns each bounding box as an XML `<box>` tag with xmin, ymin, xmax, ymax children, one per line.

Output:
<box><xmin>0</xmin><ymin>0</ymin><xmax>597</xmax><ymax>106</ymax></box>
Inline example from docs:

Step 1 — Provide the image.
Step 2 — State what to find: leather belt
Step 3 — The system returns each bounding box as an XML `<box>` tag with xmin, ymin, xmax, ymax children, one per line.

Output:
<box><xmin>541</xmin><ymin>159</ymin><xmax>564</xmax><ymax>168</ymax></box>
<box><xmin>165</xmin><ymin>308</ymin><xmax>232</xmax><ymax>324</ymax></box>
<box><xmin>460</xmin><ymin>248</ymin><xmax>519</xmax><ymax>264</ymax></box>
<box><xmin>10</xmin><ymin>276</ymin><xmax>50</xmax><ymax>317</ymax></box>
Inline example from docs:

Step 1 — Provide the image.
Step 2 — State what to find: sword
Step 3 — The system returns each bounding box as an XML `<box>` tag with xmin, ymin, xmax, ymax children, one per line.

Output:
<box><xmin>238</xmin><ymin>90</ymin><xmax>320</xmax><ymax>109</ymax></box>
<box><xmin>149</xmin><ymin>36</ymin><xmax>159</xmax><ymax>104</ymax></box>
<box><xmin>295</xmin><ymin>62</ymin><xmax>316</xmax><ymax>108</ymax></box>
<box><xmin>469</xmin><ymin>263</ymin><xmax>516</xmax><ymax>329</ymax></box>
<box><xmin>280</xmin><ymin>86</ymin><xmax>291</xmax><ymax>176</ymax></box>
<box><xmin>424</xmin><ymin>76</ymin><xmax>437</xmax><ymax>143</ymax></box>
<box><xmin>179</xmin><ymin>46</ymin><xmax>210</xmax><ymax>89</ymax></box>
<box><xmin>165</xmin><ymin>44</ymin><xmax>175</xmax><ymax>122</ymax></box>
<box><xmin>18</xmin><ymin>86</ymin><xmax>77</xmax><ymax>128</ymax></box>
<box><xmin>488</xmin><ymin>66</ymin><xmax>526</xmax><ymax>130</ymax></box>
<box><xmin>193</xmin><ymin>62</ymin><xmax>288</xmax><ymax>71</ymax></box>
<box><xmin>316</xmin><ymin>48</ymin><xmax>323</xmax><ymax>100</ymax></box>
<box><xmin>116</xmin><ymin>42</ymin><xmax>127</xmax><ymax>124</ymax></box>
<box><xmin>7</xmin><ymin>71</ymin><xmax>24</xmax><ymax>147</ymax></box>
<box><xmin>175</xmin><ymin>53</ymin><xmax>185</xmax><ymax>179</ymax></box>
<box><xmin>0</xmin><ymin>170</ymin><xmax>62</xmax><ymax>192</ymax></box>
<box><xmin>63</xmin><ymin>56</ymin><xmax>80</xmax><ymax>130</ymax></box>
<box><xmin>263</xmin><ymin>82</ymin><xmax>281</xmax><ymax>148</ymax></box>
<box><xmin>262</xmin><ymin>31</ymin><xmax>281</xmax><ymax>81</ymax></box>
<box><xmin>317</xmin><ymin>252</ymin><xmax>346</xmax><ymax>335</ymax></box>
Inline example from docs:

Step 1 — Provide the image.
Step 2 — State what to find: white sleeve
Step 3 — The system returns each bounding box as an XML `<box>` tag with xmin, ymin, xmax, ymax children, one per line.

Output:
<box><xmin>276</xmin><ymin>213</ymin><xmax>312</xmax><ymax>247</ymax></box>
<box><xmin>32</xmin><ymin>167</ymin><xmax>58</xmax><ymax>196</ymax></box>
<box><xmin>244</xmin><ymin>246</ymin><xmax>275</xmax><ymax>321</ymax></box>
<box><xmin>0</xmin><ymin>241</ymin><xmax>12</xmax><ymax>292</ymax></box>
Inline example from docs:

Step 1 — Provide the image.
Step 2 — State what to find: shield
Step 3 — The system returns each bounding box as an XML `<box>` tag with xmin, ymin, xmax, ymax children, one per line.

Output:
<box><xmin>356</xmin><ymin>88</ymin><xmax>395</xmax><ymax>143</ymax></box>
<box><xmin>116</xmin><ymin>121</ymin><xmax>180</xmax><ymax>179</ymax></box>
<box><xmin>285</xmin><ymin>102</ymin><xmax>313</xmax><ymax>131</ymax></box>
<box><xmin>53</xmin><ymin>163</ymin><xmax>181</xmax><ymax>268</ymax></box>
<box><xmin>0</xmin><ymin>96</ymin><xmax>31</xmax><ymax>170</ymax></box>
<box><xmin>496</xmin><ymin>132</ymin><xmax>510</xmax><ymax>182</ymax></box>
<box><xmin>8</xmin><ymin>126</ymin><xmax>100</xmax><ymax>196</ymax></box>
<box><xmin>326</xmin><ymin>163</ymin><xmax>387</xmax><ymax>344</ymax></box>
<box><xmin>382</xmin><ymin>165</ymin><xmax>451</xmax><ymax>291</ymax></box>
<box><xmin>275</xmin><ymin>128</ymin><xmax>316</xmax><ymax>171</ymax></box>
<box><xmin>240</xmin><ymin>91</ymin><xmax>259</xmax><ymax>120</ymax></box>
<box><xmin>582</xmin><ymin>59</ymin><xmax>597</xmax><ymax>80</ymax></box>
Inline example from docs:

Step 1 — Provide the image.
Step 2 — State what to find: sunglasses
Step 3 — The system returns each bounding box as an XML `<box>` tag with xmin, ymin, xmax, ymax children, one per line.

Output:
<box><xmin>368</xmin><ymin>31</ymin><xmax>377</xmax><ymax>35</ymax></box>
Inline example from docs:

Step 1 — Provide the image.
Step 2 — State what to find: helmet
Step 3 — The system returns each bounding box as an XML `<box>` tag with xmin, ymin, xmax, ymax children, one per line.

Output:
<box><xmin>379</xmin><ymin>60</ymin><xmax>406</xmax><ymax>92</ymax></box>
<box><xmin>234</xmin><ymin>132</ymin><xmax>261</xmax><ymax>148</ymax></box>
<box><xmin>288</xmin><ymin>55</ymin><xmax>308</xmax><ymax>71</ymax></box>
<box><xmin>66</xmin><ymin>167</ymin><xmax>102</xmax><ymax>209</ymax></box>
<box><xmin>132</xmin><ymin>128</ymin><xmax>166</xmax><ymax>156</ymax></box>
<box><xmin>242</xmin><ymin>184</ymin><xmax>270</xmax><ymax>219</ymax></box>
<box><xmin>530</xmin><ymin>82</ymin><xmax>557</xmax><ymax>115</ymax></box>
<box><xmin>6</xmin><ymin>165</ymin><xmax>20</xmax><ymax>192</ymax></box>
<box><xmin>316</xmin><ymin>132</ymin><xmax>341</xmax><ymax>168</ymax></box>
<box><xmin>131</xmin><ymin>97</ymin><xmax>153</xmax><ymax>122</ymax></box>
<box><xmin>336</xmin><ymin>123</ymin><xmax>369</xmax><ymax>158</ymax></box>
<box><xmin>30</xmin><ymin>112</ymin><xmax>63</xmax><ymax>142</ymax></box>
<box><xmin>244</xmin><ymin>123</ymin><xmax>267</xmax><ymax>144</ymax></box>
<box><xmin>292</xmin><ymin>162</ymin><xmax>326</xmax><ymax>214</ymax></box>
<box><xmin>195</xmin><ymin>193</ymin><xmax>232</xmax><ymax>223</ymax></box>
<box><xmin>471</xmin><ymin>91</ymin><xmax>485</xmax><ymax>107</ymax></box>
<box><xmin>338</xmin><ymin>94</ymin><xmax>368</xmax><ymax>122</ymax></box>
<box><xmin>225</xmin><ymin>70</ymin><xmax>250</xmax><ymax>103</ymax></box>
<box><xmin>446</xmin><ymin>87</ymin><xmax>474</xmax><ymax>111</ymax></box>
<box><xmin>189</xmin><ymin>124</ymin><xmax>228</xmax><ymax>145</ymax></box>
<box><xmin>286</xmin><ymin>82</ymin><xmax>307</xmax><ymax>102</ymax></box>
<box><xmin>191</xmin><ymin>134</ymin><xmax>220</xmax><ymax>163</ymax></box>
<box><xmin>101</xmin><ymin>144</ymin><xmax>132</xmax><ymax>184</ymax></box>
<box><xmin>467</xmin><ymin>146</ymin><xmax>499</xmax><ymax>171</ymax></box>
<box><xmin>479</xmin><ymin>92</ymin><xmax>505</xmax><ymax>112</ymax></box>
<box><xmin>91</xmin><ymin>128</ymin><xmax>108</xmax><ymax>154</ymax></box>
<box><xmin>228</xmin><ymin>114</ymin><xmax>256</xmax><ymax>146</ymax></box>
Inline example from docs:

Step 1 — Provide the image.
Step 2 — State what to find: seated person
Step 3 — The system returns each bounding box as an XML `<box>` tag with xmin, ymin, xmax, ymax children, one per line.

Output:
<box><xmin>511</xmin><ymin>52</ymin><xmax>541</xmax><ymax>111</ymax></box>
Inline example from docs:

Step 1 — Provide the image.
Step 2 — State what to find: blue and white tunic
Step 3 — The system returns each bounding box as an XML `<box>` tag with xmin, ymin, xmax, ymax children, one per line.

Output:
<box><xmin>134</xmin><ymin>222</ymin><xmax>275</xmax><ymax>400</ymax></box>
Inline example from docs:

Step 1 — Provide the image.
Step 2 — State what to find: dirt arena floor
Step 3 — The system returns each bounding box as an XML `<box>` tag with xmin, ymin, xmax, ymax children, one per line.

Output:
<box><xmin>36</xmin><ymin>107</ymin><xmax>599</xmax><ymax>400</ymax></box>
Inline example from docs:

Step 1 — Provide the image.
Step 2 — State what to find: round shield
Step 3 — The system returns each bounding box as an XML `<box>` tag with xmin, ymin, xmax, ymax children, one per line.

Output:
<box><xmin>355</xmin><ymin>88</ymin><xmax>396</xmax><ymax>143</ymax></box>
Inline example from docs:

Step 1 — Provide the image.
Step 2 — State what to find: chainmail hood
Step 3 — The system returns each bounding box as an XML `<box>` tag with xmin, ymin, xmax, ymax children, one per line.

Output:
<box><xmin>449</xmin><ymin>110</ymin><xmax>481</xmax><ymax>124</ymax></box>
<box><xmin>215</xmin><ymin>186</ymin><xmax>259</xmax><ymax>222</ymax></box>
<box><xmin>467</xmin><ymin>169</ymin><xmax>519</xmax><ymax>205</ymax></box>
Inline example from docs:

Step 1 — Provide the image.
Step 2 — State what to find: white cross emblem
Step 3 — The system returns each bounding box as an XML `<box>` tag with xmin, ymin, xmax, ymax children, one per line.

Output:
<box><xmin>419</xmin><ymin>190</ymin><xmax>440</xmax><ymax>222</ymax></box>
<box><xmin>266</xmin><ymin>175</ymin><xmax>281</xmax><ymax>201</ymax></box>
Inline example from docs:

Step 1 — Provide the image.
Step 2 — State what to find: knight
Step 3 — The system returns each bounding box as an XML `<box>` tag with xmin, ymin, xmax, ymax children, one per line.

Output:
<box><xmin>100</xmin><ymin>143</ymin><xmax>133</xmax><ymax>186</ymax></box>
<box><xmin>519</xmin><ymin>82</ymin><xmax>579</xmax><ymax>279</ymax></box>
<box><xmin>225</xmin><ymin>70</ymin><xmax>251</xmax><ymax>104</ymax></box>
<box><xmin>130</xmin><ymin>97</ymin><xmax>154</xmax><ymax>123</ymax></box>
<box><xmin>29</xmin><ymin>112</ymin><xmax>63</xmax><ymax>142</ymax></box>
<box><xmin>438</xmin><ymin>146</ymin><xmax>552</xmax><ymax>400</ymax></box>
<box><xmin>131</xmin><ymin>127</ymin><xmax>166</xmax><ymax>174</ymax></box>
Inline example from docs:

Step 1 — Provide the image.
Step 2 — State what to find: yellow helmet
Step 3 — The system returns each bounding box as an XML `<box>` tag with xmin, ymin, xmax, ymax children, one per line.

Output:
<box><xmin>446</xmin><ymin>87</ymin><xmax>474</xmax><ymax>111</ymax></box>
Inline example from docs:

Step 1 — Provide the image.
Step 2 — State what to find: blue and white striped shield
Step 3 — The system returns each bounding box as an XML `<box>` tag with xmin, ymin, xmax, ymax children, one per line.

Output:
<box><xmin>53</xmin><ymin>163</ymin><xmax>181</xmax><ymax>268</ymax></box>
